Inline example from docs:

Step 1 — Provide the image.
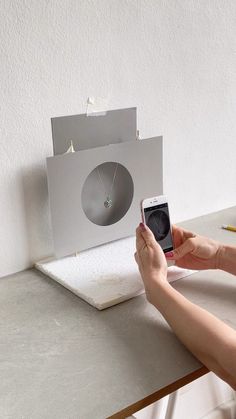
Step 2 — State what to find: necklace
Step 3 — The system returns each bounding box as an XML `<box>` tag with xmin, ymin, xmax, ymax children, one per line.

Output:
<box><xmin>97</xmin><ymin>163</ymin><xmax>119</xmax><ymax>208</ymax></box>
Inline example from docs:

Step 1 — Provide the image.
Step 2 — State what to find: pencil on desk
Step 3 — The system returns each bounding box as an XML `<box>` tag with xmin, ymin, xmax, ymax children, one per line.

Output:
<box><xmin>222</xmin><ymin>224</ymin><xmax>236</xmax><ymax>232</ymax></box>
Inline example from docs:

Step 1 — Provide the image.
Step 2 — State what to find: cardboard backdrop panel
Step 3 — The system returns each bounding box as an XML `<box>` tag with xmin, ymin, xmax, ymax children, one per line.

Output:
<box><xmin>51</xmin><ymin>107</ymin><xmax>137</xmax><ymax>155</ymax></box>
<box><xmin>47</xmin><ymin>137</ymin><xmax>163</xmax><ymax>258</ymax></box>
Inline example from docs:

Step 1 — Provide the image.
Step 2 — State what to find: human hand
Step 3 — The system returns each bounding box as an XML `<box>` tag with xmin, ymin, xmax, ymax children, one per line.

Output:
<box><xmin>166</xmin><ymin>225</ymin><xmax>222</xmax><ymax>270</ymax></box>
<box><xmin>135</xmin><ymin>223</ymin><xmax>168</xmax><ymax>303</ymax></box>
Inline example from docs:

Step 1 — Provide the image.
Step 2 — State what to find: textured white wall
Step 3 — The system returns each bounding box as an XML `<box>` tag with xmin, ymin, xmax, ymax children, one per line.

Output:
<box><xmin>1</xmin><ymin>0</ymin><xmax>236</xmax><ymax>277</ymax></box>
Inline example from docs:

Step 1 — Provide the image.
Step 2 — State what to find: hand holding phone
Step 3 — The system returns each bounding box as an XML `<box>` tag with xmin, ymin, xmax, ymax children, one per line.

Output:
<box><xmin>141</xmin><ymin>195</ymin><xmax>174</xmax><ymax>254</ymax></box>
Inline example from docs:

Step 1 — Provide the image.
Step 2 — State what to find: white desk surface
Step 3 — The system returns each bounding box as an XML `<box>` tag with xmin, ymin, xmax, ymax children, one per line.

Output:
<box><xmin>1</xmin><ymin>207</ymin><xmax>236</xmax><ymax>419</ymax></box>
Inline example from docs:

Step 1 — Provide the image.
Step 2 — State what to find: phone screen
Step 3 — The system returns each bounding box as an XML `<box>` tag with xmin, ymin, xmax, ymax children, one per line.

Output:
<box><xmin>144</xmin><ymin>202</ymin><xmax>173</xmax><ymax>253</ymax></box>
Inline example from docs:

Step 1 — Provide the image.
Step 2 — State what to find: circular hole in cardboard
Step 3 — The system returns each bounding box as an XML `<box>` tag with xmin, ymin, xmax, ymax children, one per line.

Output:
<box><xmin>81</xmin><ymin>162</ymin><xmax>134</xmax><ymax>226</ymax></box>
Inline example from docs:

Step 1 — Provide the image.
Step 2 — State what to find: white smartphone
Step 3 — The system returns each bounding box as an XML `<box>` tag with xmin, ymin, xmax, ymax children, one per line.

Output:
<box><xmin>141</xmin><ymin>195</ymin><xmax>174</xmax><ymax>254</ymax></box>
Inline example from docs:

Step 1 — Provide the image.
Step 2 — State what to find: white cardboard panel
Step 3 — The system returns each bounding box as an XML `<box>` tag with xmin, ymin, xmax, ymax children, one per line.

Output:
<box><xmin>51</xmin><ymin>107</ymin><xmax>137</xmax><ymax>154</ymax></box>
<box><xmin>47</xmin><ymin>137</ymin><xmax>163</xmax><ymax>257</ymax></box>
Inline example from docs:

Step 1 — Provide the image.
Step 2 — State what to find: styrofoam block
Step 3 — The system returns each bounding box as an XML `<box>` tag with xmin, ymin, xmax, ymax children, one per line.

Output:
<box><xmin>35</xmin><ymin>236</ymin><xmax>196</xmax><ymax>310</ymax></box>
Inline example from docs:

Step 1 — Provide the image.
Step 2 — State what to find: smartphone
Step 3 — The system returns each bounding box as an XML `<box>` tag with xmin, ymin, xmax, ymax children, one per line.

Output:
<box><xmin>141</xmin><ymin>195</ymin><xmax>174</xmax><ymax>254</ymax></box>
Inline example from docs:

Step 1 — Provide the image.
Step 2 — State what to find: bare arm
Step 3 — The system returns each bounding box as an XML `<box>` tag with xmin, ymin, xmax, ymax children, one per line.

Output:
<box><xmin>152</xmin><ymin>280</ymin><xmax>236</xmax><ymax>389</ymax></box>
<box><xmin>165</xmin><ymin>225</ymin><xmax>236</xmax><ymax>275</ymax></box>
<box><xmin>135</xmin><ymin>223</ymin><xmax>236</xmax><ymax>389</ymax></box>
<box><xmin>218</xmin><ymin>244</ymin><xmax>236</xmax><ymax>276</ymax></box>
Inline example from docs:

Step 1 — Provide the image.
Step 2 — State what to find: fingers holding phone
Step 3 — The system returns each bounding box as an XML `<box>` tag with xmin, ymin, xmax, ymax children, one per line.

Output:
<box><xmin>141</xmin><ymin>195</ymin><xmax>174</xmax><ymax>266</ymax></box>
<box><xmin>167</xmin><ymin>225</ymin><xmax>222</xmax><ymax>270</ymax></box>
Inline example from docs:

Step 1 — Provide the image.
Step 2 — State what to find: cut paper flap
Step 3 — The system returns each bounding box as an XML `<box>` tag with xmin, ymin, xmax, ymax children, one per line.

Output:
<box><xmin>65</xmin><ymin>140</ymin><xmax>75</xmax><ymax>153</ymax></box>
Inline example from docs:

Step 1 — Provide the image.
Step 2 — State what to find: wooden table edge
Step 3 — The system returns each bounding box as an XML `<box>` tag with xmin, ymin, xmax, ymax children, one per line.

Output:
<box><xmin>107</xmin><ymin>366</ymin><xmax>209</xmax><ymax>418</ymax></box>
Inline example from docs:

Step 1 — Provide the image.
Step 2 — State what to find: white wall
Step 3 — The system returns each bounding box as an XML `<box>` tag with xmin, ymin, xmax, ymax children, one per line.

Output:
<box><xmin>1</xmin><ymin>0</ymin><xmax>236</xmax><ymax>277</ymax></box>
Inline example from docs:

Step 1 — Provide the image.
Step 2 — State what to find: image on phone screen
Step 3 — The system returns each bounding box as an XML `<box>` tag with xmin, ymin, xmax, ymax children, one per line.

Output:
<box><xmin>144</xmin><ymin>202</ymin><xmax>173</xmax><ymax>253</ymax></box>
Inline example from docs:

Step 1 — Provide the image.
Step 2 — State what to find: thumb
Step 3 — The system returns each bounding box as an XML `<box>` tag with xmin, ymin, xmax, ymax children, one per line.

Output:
<box><xmin>139</xmin><ymin>223</ymin><xmax>156</xmax><ymax>246</ymax></box>
<box><xmin>168</xmin><ymin>237</ymin><xmax>196</xmax><ymax>260</ymax></box>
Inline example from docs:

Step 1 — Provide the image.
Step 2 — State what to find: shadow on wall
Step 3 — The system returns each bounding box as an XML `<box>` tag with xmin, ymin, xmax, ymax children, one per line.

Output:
<box><xmin>21</xmin><ymin>164</ymin><xmax>54</xmax><ymax>265</ymax></box>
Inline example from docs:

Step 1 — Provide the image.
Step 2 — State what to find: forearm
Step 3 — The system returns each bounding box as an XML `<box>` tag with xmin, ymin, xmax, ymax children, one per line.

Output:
<box><xmin>218</xmin><ymin>244</ymin><xmax>236</xmax><ymax>275</ymax></box>
<box><xmin>151</xmin><ymin>281</ymin><xmax>236</xmax><ymax>389</ymax></box>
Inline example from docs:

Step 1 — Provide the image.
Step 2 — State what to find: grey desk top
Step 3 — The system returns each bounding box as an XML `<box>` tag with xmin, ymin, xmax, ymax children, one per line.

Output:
<box><xmin>1</xmin><ymin>207</ymin><xmax>236</xmax><ymax>419</ymax></box>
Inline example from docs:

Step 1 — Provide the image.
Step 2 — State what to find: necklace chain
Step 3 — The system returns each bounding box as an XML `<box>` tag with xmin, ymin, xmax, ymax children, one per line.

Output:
<box><xmin>97</xmin><ymin>163</ymin><xmax>118</xmax><ymax>196</ymax></box>
<box><xmin>97</xmin><ymin>163</ymin><xmax>119</xmax><ymax>208</ymax></box>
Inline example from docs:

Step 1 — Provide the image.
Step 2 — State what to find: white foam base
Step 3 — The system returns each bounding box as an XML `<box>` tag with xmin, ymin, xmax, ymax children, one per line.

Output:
<box><xmin>35</xmin><ymin>237</ymin><xmax>196</xmax><ymax>310</ymax></box>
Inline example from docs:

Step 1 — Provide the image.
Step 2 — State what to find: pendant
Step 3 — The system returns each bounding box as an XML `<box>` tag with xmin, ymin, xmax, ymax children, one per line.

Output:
<box><xmin>104</xmin><ymin>196</ymin><xmax>112</xmax><ymax>208</ymax></box>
